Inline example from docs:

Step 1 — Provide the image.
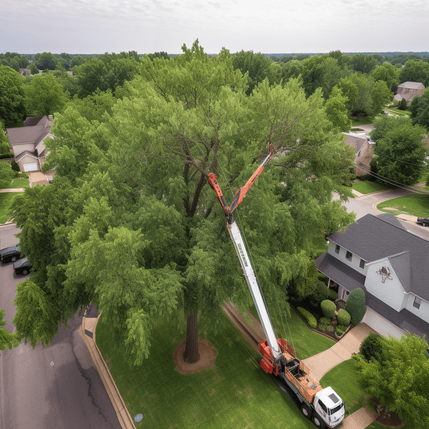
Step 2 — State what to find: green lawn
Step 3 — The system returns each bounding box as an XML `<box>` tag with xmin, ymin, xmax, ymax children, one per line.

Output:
<box><xmin>6</xmin><ymin>178</ymin><xmax>30</xmax><ymax>189</ymax></box>
<box><xmin>384</xmin><ymin>107</ymin><xmax>410</xmax><ymax>117</ymax></box>
<box><xmin>320</xmin><ymin>359</ymin><xmax>367</xmax><ymax>417</ymax></box>
<box><xmin>0</xmin><ymin>192</ymin><xmax>21</xmax><ymax>224</ymax></box>
<box><xmin>96</xmin><ymin>310</ymin><xmax>317</xmax><ymax>429</ymax></box>
<box><xmin>350</xmin><ymin>118</ymin><xmax>374</xmax><ymax>127</ymax></box>
<box><xmin>352</xmin><ymin>181</ymin><xmax>392</xmax><ymax>194</ymax></box>
<box><xmin>377</xmin><ymin>194</ymin><xmax>429</xmax><ymax>217</ymax></box>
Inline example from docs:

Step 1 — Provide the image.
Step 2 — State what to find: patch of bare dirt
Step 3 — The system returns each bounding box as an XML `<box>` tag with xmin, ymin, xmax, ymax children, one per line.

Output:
<box><xmin>370</xmin><ymin>398</ymin><xmax>405</xmax><ymax>427</ymax></box>
<box><xmin>174</xmin><ymin>339</ymin><xmax>217</xmax><ymax>374</ymax></box>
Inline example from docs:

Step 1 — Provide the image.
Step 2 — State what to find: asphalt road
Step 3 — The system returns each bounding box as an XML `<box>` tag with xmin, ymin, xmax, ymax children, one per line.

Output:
<box><xmin>343</xmin><ymin>189</ymin><xmax>429</xmax><ymax>241</ymax></box>
<box><xmin>0</xmin><ymin>224</ymin><xmax>121</xmax><ymax>429</ymax></box>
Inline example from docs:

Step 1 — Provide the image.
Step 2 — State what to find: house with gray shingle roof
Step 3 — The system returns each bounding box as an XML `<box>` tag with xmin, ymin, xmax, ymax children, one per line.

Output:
<box><xmin>316</xmin><ymin>213</ymin><xmax>429</xmax><ymax>340</ymax></box>
<box><xmin>6</xmin><ymin>116</ymin><xmax>53</xmax><ymax>174</ymax></box>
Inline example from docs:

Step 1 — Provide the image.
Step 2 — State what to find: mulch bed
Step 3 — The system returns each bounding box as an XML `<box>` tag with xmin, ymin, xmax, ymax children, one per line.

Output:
<box><xmin>174</xmin><ymin>339</ymin><xmax>217</xmax><ymax>374</ymax></box>
<box><xmin>370</xmin><ymin>397</ymin><xmax>405</xmax><ymax>427</ymax></box>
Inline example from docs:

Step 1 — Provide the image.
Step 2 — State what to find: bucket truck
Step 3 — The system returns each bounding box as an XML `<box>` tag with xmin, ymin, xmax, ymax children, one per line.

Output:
<box><xmin>208</xmin><ymin>143</ymin><xmax>345</xmax><ymax>429</ymax></box>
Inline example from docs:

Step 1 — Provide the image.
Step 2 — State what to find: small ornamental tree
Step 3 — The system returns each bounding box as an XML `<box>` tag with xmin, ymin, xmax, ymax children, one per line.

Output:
<box><xmin>359</xmin><ymin>332</ymin><xmax>385</xmax><ymax>362</ymax></box>
<box><xmin>337</xmin><ymin>309</ymin><xmax>351</xmax><ymax>326</ymax></box>
<box><xmin>398</xmin><ymin>97</ymin><xmax>408</xmax><ymax>110</ymax></box>
<box><xmin>346</xmin><ymin>288</ymin><xmax>366</xmax><ymax>325</ymax></box>
<box><xmin>321</xmin><ymin>299</ymin><xmax>336</xmax><ymax>319</ymax></box>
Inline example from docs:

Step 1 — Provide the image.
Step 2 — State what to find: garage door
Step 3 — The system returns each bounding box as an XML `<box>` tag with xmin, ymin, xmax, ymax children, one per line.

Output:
<box><xmin>362</xmin><ymin>307</ymin><xmax>405</xmax><ymax>340</ymax></box>
<box><xmin>23</xmin><ymin>163</ymin><xmax>38</xmax><ymax>172</ymax></box>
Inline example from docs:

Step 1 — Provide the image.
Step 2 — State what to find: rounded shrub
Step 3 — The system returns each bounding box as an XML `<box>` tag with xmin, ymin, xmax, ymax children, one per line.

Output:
<box><xmin>359</xmin><ymin>333</ymin><xmax>385</xmax><ymax>361</ymax></box>
<box><xmin>337</xmin><ymin>309</ymin><xmax>351</xmax><ymax>326</ymax></box>
<box><xmin>297</xmin><ymin>307</ymin><xmax>317</xmax><ymax>329</ymax></box>
<box><xmin>336</xmin><ymin>325</ymin><xmax>348</xmax><ymax>336</ymax></box>
<box><xmin>321</xmin><ymin>299</ymin><xmax>336</xmax><ymax>319</ymax></box>
<box><xmin>327</xmin><ymin>288</ymin><xmax>338</xmax><ymax>301</ymax></box>
<box><xmin>345</xmin><ymin>288</ymin><xmax>366</xmax><ymax>325</ymax></box>
<box><xmin>319</xmin><ymin>316</ymin><xmax>332</xmax><ymax>325</ymax></box>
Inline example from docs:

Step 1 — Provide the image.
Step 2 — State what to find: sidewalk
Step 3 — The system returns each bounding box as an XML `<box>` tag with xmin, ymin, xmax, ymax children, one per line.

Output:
<box><xmin>80</xmin><ymin>311</ymin><xmax>136</xmax><ymax>429</ymax></box>
<box><xmin>302</xmin><ymin>323</ymin><xmax>376</xmax><ymax>382</ymax></box>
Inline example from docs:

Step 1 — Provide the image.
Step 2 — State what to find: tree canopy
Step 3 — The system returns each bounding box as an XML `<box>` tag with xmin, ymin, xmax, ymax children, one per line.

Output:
<box><xmin>371</xmin><ymin>116</ymin><xmax>427</xmax><ymax>185</ymax></box>
<box><xmin>10</xmin><ymin>41</ymin><xmax>355</xmax><ymax>365</ymax></box>
<box><xmin>25</xmin><ymin>73</ymin><xmax>68</xmax><ymax>117</ymax></box>
<box><xmin>354</xmin><ymin>333</ymin><xmax>429</xmax><ymax>426</ymax></box>
<box><xmin>0</xmin><ymin>65</ymin><xmax>26</xmax><ymax>125</ymax></box>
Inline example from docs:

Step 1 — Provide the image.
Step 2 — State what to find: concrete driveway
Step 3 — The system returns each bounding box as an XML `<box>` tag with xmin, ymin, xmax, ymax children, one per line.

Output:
<box><xmin>302</xmin><ymin>323</ymin><xmax>377</xmax><ymax>382</ymax></box>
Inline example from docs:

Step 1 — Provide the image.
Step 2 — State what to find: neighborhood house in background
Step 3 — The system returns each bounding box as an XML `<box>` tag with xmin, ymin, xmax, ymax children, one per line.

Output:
<box><xmin>5</xmin><ymin>115</ymin><xmax>55</xmax><ymax>185</ymax></box>
<box><xmin>316</xmin><ymin>213</ymin><xmax>429</xmax><ymax>341</ymax></box>
<box><xmin>394</xmin><ymin>81</ymin><xmax>425</xmax><ymax>103</ymax></box>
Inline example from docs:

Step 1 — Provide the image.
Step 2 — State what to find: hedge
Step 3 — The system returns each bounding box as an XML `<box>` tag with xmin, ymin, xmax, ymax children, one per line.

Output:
<box><xmin>337</xmin><ymin>309</ymin><xmax>351</xmax><ymax>326</ymax></box>
<box><xmin>297</xmin><ymin>307</ymin><xmax>317</xmax><ymax>329</ymax></box>
<box><xmin>0</xmin><ymin>153</ymin><xmax>14</xmax><ymax>159</ymax></box>
<box><xmin>321</xmin><ymin>299</ymin><xmax>336</xmax><ymax>319</ymax></box>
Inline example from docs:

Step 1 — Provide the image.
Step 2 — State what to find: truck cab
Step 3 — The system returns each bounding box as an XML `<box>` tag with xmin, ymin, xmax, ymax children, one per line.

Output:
<box><xmin>313</xmin><ymin>387</ymin><xmax>345</xmax><ymax>428</ymax></box>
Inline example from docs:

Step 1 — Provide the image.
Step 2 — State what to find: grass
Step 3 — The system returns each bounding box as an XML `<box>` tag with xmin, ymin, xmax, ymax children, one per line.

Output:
<box><xmin>352</xmin><ymin>181</ymin><xmax>392</xmax><ymax>194</ymax></box>
<box><xmin>320</xmin><ymin>359</ymin><xmax>367</xmax><ymax>417</ymax></box>
<box><xmin>248</xmin><ymin>305</ymin><xmax>335</xmax><ymax>360</ymax></box>
<box><xmin>0</xmin><ymin>193</ymin><xmax>21</xmax><ymax>224</ymax></box>
<box><xmin>350</xmin><ymin>116</ymin><xmax>374</xmax><ymax>127</ymax></box>
<box><xmin>96</xmin><ymin>311</ymin><xmax>316</xmax><ymax>429</ymax></box>
<box><xmin>6</xmin><ymin>178</ymin><xmax>30</xmax><ymax>189</ymax></box>
<box><xmin>377</xmin><ymin>194</ymin><xmax>429</xmax><ymax>217</ymax></box>
<box><xmin>384</xmin><ymin>107</ymin><xmax>411</xmax><ymax>117</ymax></box>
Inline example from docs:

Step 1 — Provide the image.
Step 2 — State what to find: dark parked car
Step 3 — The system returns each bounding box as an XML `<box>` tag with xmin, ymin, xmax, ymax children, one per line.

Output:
<box><xmin>417</xmin><ymin>217</ymin><xmax>429</xmax><ymax>226</ymax></box>
<box><xmin>13</xmin><ymin>257</ymin><xmax>32</xmax><ymax>275</ymax></box>
<box><xmin>0</xmin><ymin>246</ymin><xmax>21</xmax><ymax>263</ymax></box>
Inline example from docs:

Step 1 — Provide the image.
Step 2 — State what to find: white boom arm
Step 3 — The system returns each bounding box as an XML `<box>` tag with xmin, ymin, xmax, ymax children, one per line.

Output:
<box><xmin>227</xmin><ymin>221</ymin><xmax>281</xmax><ymax>359</ymax></box>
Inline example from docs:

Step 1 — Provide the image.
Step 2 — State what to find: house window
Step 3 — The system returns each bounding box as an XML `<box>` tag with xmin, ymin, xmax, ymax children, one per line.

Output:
<box><xmin>360</xmin><ymin>259</ymin><xmax>365</xmax><ymax>269</ymax></box>
<box><xmin>335</xmin><ymin>245</ymin><xmax>340</xmax><ymax>254</ymax></box>
<box><xmin>346</xmin><ymin>251</ymin><xmax>352</xmax><ymax>262</ymax></box>
<box><xmin>413</xmin><ymin>296</ymin><xmax>422</xmax><ymax>310</ymax></box>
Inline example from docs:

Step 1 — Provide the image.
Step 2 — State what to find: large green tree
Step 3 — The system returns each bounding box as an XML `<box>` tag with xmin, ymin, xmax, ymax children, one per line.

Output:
<box><xmin>354</xmin><ymin>333</ymin><xmax>429</xmax><ymax>426</ymax></box>
<box><xmin>0</xmin><ymin>65</ymin><xmax>27</xmax><ymax>125</ymax></box>
<box><xmin>0</xmin><ymin>160</ymin><xmax>14</xmax><ymax>188</ymax></box>
<box><xmin>11</xmin><ymin>42</ymin><xmax>355</xmax><ymax>365</ymax></box>
<box><xmin>410</xmin><ymin>87</ymin><xmax>429</xmax><ymax>131</ymax></box>
<box><xmin>25</xmin><ymin>73</ymin><xmax>68</xmax><ymax>116</ymax></box>
<box><xmin>399</xmin><ymin>60</ymin><xmax>429</xmax><ymax>87</ymax></box>
<box><xmin>0</xmin><ymin>309</ymin><xmax>19</xmax><ymax>353</ymax></box>
<box><xmin>371</xmin><ymin>117</ymin><xmax>427</xmax><ymax>185</ymax></box>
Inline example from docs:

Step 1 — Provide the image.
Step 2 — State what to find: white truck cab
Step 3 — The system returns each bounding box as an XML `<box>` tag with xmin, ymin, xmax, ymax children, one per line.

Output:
<box><xmin>313</xmin><ymin>387</ymin><xmax>345</xmax><ymax>428</ymax></box>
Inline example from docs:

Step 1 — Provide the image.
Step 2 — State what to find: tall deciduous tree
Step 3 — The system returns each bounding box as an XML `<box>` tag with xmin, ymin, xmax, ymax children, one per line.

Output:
<box><xmin>10</xmin><ymin>41</ymin><xmax>355</xmax><ymax>366</ymax></box>
<box><xmin>372</xmin><ymin>117</ymin><xmax>427</xmax><ymax>185</ymax></box>
<box><xmin>0</xmin><ymin>309</ymin><xmax>19</xmax><ymax>353</ymax></box>
<box><xmin>0</xmin><ymin>160</ymin><xmax>14</xmax><ymax>188</ymax></box>
<box><xmin>0</xmin><ymin>65</ymin><xmax>26</xmax><ymax>125</ymax></box>
<box><xmin>354</xmin><ymin>333</ymin><xmax>429</xmax><ymax>426</ymax></box>
<box><xmin>25</xmin><ymin>73</ymin><xmax>68</xmax><ymax>117</ymax></box>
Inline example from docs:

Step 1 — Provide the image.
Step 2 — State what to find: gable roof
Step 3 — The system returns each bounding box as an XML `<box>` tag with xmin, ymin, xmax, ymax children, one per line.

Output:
<box><xmin>7</xmin><ymin>116</ymin><xmax>52</xmax><ymax>147</ymax></box>
<box><xmin>397</xmin><ymin>81</ymin><xmax>425</xmax><ymax>90</ymax></box>
<box><xmin>327</xmin><ymin>213</ymin><xmax>429</xmax><ymax>301</ymax></box>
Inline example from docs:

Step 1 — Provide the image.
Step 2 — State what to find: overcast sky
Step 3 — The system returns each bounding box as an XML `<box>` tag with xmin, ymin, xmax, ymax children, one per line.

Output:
<box><xmin>1</xmin><ymin>0</ymin><xmax>428</xmax><ymax>55</ymax></box>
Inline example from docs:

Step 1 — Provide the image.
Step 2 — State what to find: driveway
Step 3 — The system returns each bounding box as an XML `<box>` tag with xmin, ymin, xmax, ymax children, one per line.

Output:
<box><xmin>302</xmin><ymin>323</ymin><xmax>377</xmax><ymax>382</ymax></box>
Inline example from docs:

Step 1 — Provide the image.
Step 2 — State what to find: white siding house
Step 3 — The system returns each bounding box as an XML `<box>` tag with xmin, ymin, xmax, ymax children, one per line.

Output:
<box><xmin>316</xmin><ymin>213</ymin><xmax>429</xmax><ymax>341</ymax></box>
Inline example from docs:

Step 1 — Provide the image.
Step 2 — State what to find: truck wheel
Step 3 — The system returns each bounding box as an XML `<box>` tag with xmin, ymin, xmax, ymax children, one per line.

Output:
<box><xmin>312</xmin><ymin>413</ymin><xmax>325</xmax><ymax>428</ymax></box>
<box><xmin>300</xmin><ymin>404</ymin><xmax>311</xmax><ymax>419</ymax></box>
<box><xmin>11</xmin><ymin>256</ymin><xmax>17</xmax><ymax>262</ymax></box>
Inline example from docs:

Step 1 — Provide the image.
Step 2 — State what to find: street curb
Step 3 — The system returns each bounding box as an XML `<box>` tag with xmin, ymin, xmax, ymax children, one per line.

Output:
<box><xmin>80</xmin><ymin>314</ymin><xmax>136</xmax><ymax>429</ymax></box>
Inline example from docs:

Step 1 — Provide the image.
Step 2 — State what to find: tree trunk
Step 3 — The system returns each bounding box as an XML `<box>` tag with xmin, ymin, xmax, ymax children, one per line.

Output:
<box><xmin>183</xmin><ymin>313</ymin><xmax>200</xmax><ymax>363</ymax></box>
